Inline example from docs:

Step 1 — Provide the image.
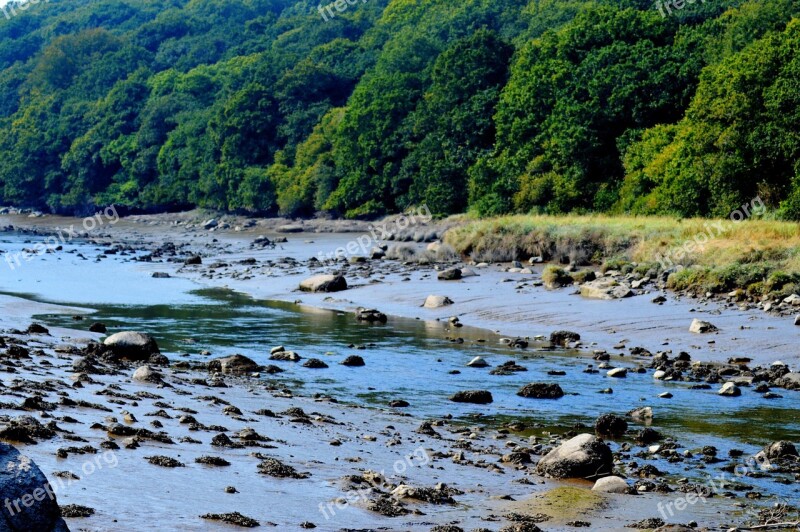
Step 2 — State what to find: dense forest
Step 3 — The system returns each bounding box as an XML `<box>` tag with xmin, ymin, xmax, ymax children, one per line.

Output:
<box><xmin>0</xmin><ymin>0</ymin><xmax>799</xmax><ymax>219</ymax></box>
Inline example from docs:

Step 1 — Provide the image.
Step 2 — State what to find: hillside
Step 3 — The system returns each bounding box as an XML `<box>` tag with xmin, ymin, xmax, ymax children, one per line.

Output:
<box><xmin>0</xmin><ymin>0</ymin><xmax>799</xmax><ymax>219</ymax></box>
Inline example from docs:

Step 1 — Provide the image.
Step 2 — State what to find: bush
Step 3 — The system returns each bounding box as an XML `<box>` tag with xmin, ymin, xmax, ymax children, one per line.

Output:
<box><xmin>542</xmin><ymin>265</ymin><xmax>574</xmax><ymax>288</ymax></box>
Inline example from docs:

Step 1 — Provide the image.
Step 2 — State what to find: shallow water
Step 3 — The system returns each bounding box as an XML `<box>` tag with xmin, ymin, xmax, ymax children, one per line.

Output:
<box><xmin>2</xmin><ymin>231</ymin><xmax>799</xmax><ymax>527</ymax></box>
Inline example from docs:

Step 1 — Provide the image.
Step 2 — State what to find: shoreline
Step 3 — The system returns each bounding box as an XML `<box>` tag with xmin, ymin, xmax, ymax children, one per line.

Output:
<box><xmin>0</xmin><ymin>212</ymin><xmax>798</xmax><ymax>530</ymax></box>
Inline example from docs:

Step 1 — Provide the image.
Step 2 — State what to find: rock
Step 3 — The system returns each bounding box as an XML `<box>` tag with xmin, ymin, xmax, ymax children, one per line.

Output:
<box><xmin>449</xmin><ymin>390</ymin><xmax>493</xmax><ymax>404</ymax></box>
<box><xmin>184</xmin><ymin>256</ymin><xmax>202</xmax><ymax>265</ymax></box>
<box><xmin>467</xmin><ymin>356</ymin><xmax>489</xmax><ymax>368</ymax></box>
<box><xmin>757</xmin><ymin>441</ymin><xmax>798</xmax><ymax>461</ymax></box>
<box><xmin>25</xmin><ymin>323</ymin><xmax>49</xmax><ymax>334</ymax></box>
<box><xmin>152</xmin><ymin>272</ymin><xmax>171</xmax><ymax>278</ymax></box>
<box><xmin>208</xmin><ymin>355</ymin><xmax>259</xmax><ymax>374</ymax></box>
<box><xmin>777</xmin><ymin>372</ymin><xmax>800</xmax><ymax>390</ymax></box>
<box><xmin>653</xmin><ymin>370</ymin><xmax>667</xmax><ymax>380</ymax></box>
<box><xmin>0</xmin><ymin>442</ymin><xmax>69</xmax><ymax>531</ymax></box>
<box><xmin>607</xmin><ymin>368</ymin><xmax>628</xmax><ymax>378</ymax></box>
<box><xmin>389</xmin><ymin>400</ymin><xmax>410</xmax><ymax>408</ymax></box>
<box><xmin>783</xmin><ymin>293</ymin><xmax>800</xmax><ymax>305</ymax></box>
<box><xmin>302</xmin><ymin>358</ymin><xmax>329</xmax><ymax>369</ymax></box>
<box><xmin>277</xmin><ymin>224</ymin><xmax>304</xmax><ymax>233</ymax></box>
<box><xmin>536</xmin><ymin>434</ymin><xmax>613</xmax><ymax>479</ymax></box>
<box><xmin>718</xmin><ymin>382</ymin><xmax>741</xmax><ymax>396</ymax></box>
<box><xmin>592</xmin><ymin>476</ymin><xmax>630</xmax><ymax>494</ymax></box>
<box><xmin>89</xmin><ymin>322</ymin><xmax>107</xmax><ymax>333</ymax></box>
<box><xmin>437</xmin><ymin>268</ymin><xmax>462</xmax><ymax>281</ymax></box>
<box><xmin>270</xmin><ymin>351</ymin><xmax>301</xmax><ymax>362</ymax></box>
<box><xmin>550</xmin><ymin>330</ymin><xmax>581</xmax><ymax>347</ymax></box>
<box><xmin>103</xmin><ymin>331</ymin><xmax>160</xmax><ymax>360</ymax></box>
<box><xmin>341</xmin><ymin>355</ymin><xmax>365</xmax><ymax>367</ymax></box>
<box><xmin>202</xmin><ymin>218</ymin><xmax>218</xmax><ymax>230</ymax></box>
<box><xmin>355</xmin><ymin>308</ymin><xmax>387</xmax><ymax>323</ymax></box>
<box><xmin>517</xmin><ymin>382</ymin><xmax>564</xmax><ymax>399</ymax></box>
<box><xmin>795</xmin><ymin>315</ymin><xmax>800</xmax><ymax>326</ymax></box>
<box><xmin>689</xmin><ymin>319</ymin><xmax>718</xmax><ymax>333</ymax></box>
<box><xmin>423</xmin><ymin>295</ymin><xmax>454</xmax><ymax>308</ymax></box>
<box><xmin>299</xmin><ymin>274</ymin><xmax>347</xmax><ymax>293</ymax></box>
<box><xmin>594</xmin><ymin>414</ymin><xmax>628</xmax><ymax>437</ymax></box>
<box><xmin>132</xmin><ymin>365</ymin><xmax>163</xmax><ymax>384</ymax></box>
<box><xmin>580</xmin><ymin>278</ymin><xmax>633</xmax><ymax>300</ymax></box>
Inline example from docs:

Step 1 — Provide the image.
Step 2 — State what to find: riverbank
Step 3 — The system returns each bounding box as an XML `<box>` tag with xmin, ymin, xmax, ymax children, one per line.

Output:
<box><xmin>1</xmin><ymin>209</ymin><xmax>799</xmax><ymax>531</ymax></box>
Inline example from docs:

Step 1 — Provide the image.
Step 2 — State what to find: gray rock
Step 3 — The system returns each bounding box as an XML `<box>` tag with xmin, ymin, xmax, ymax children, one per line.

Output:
<box><xmin>0</xmin><ymin>442</ymin><xmax>69</xmax><ymax>531</ymax></box>
<box><xmin>423</xmin><ymin>295</ymin><xmax>453</xmax><ymax>308</ymax></box>
<box><xmin>580</xmin><ymin>278</ymin><xmax>633</xmax><ymax>300</ymax></box>
<box><xmin>132</xmin><ymin>365</ymin><xmax>163</xmax><ymax>384</ymax></box>
<box><xmin>450</xmin><ymin>390</ymin><xmax>493</xmax><ymax>404</ymax></box>
<box><xmin>299</xmin><ymin>274</ymin><xmax>347</xmax><ymax>293</ymax></box>
<box><xmin>103</xmin><ymin>331</ymin><xmax>160</xmax><ymax>360</ymax></box>
<box><xmin>591</xmin><ymin>476</ymin><xmax>630</xmax><ymax>493</ymax></box>
<box><xmin>208</xmin><ymin>355</ymin><xmax>259</xmax><ymax>374</ymax></box>
<box><xmin>536</xmin><ymin>433</ymin><xmax>613</xmax><ymax>479</ymax></box>
<box><xmin>689</xmin><ymin>319</ymin><xmax>718</xmax><ymax>333</ymax></box>
<box><xmin>437</xmin><ymin>268</ymin><xmax>462</xmax><ymax>281</ymax></box>
<box><xmin>718</xmin><ymin>382</ymin><xmax>741</xmax><ymax>396</ymax></box>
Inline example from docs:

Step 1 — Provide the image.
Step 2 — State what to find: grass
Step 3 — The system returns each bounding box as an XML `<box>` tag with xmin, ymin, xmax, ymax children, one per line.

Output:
<box><xmin>444</xmin><ymin>214</ymin><xmax>800</xmax><ymax>295</ymax></box>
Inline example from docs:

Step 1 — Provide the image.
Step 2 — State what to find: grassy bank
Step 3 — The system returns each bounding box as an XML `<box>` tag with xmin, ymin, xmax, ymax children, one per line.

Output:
<box><xmin>444</xmin><ymin>215</ymin><xmax>800</xmax><ymax>297</ymax></box>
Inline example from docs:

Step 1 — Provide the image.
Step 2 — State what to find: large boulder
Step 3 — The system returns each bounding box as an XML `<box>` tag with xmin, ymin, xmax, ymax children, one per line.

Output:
<box><xmin>423</xmin><ymin>295</ymin><xmax>453</xmax><ymax>308</ymax></box>
<box><xmin>580</xmin><ymin>278</ymin><xmax>633</xmax><ymax>300</ymax></box>
<box><xmin>0</xmin><ymin>443</ymin><xmax>69</xmax><ymax>531</ymax></box>
<box><xmin>207</xmin><ymin>354</ymin><xmax>259</xmax><ymax>374</ymax></box>
<box><xmin>536</xmin><ymin>434</ymin><xmax>613</xmax><ymax>479</ymax></box>
<box><xmin>103</xmin><ymin>331</ymin><xmax>159</xmax><ymax>360</ymax></box>
<box><xmin>299</xmin><ymin>274</ymin><xmax>347</xmax><ymax>293</ymax></box>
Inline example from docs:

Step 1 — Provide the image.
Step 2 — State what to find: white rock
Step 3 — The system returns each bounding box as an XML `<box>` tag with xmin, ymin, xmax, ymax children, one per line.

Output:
<box><xmin>591</xmin><ymin>476</ymin><xmax>630</xmax><ymax>494</ymax></box>
<box><xmin>423</xmin><ymin>295</ymin><xmax>454</xmax><ymax>308</ymax></box>
<box><xmin>467</xmin><ymin>356</ymin><xmax>489</xmax><ymax>368</ymax></box>
<box><xmin>689</xmin><ymin>319</ymin><xmax>718</xmax><ymax>334</ymax></box>
<box><xmin>607</xmin><ymin>368</ymin><xmax>628</xmax><ymax>378</ymax></box>
<box><xmin>718</xmin><ymin>382</ymin><xmax>741</xmax><ymax>396</ymax></box>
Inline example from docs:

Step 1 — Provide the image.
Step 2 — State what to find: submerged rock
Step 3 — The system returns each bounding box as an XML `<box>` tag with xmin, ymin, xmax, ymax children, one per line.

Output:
<box><xmin>517</xmin><ymin>382</ymin><xmax>564</xmax><ymax>399</ymax></box>
<box><xmin>450</xmin><ymin>390</ymin><xmax>493</xmax><ymax>404</ymax></box>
